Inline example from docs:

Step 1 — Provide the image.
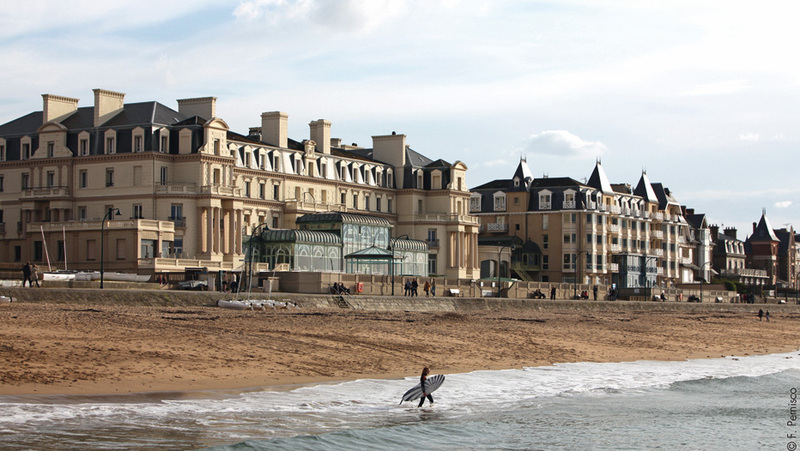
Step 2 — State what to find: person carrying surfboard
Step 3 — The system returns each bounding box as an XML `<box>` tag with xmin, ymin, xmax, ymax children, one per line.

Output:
<box><xmin>418</xmin><ymin>367</ymin><xmax>434</xmax><ymax>407</ymax></box>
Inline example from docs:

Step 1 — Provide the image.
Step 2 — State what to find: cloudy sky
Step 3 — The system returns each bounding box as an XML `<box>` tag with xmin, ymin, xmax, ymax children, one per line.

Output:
<box><xmin>2</xmin><ymin>0</ymin><xmax>799</xmax><ymax>235</ymax></box>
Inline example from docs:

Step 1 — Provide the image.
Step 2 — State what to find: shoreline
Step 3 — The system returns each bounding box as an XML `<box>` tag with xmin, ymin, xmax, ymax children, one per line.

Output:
<box><xmin>2</xmin><ymin>300</ymin><xmax>799</xmax><ymax>397</ymax></box>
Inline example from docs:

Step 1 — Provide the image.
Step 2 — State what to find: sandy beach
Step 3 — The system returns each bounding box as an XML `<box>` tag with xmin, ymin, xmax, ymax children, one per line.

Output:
<box><xmin>1</xmin><ymin>301</ymin><xmax>799</xmax><ymax>396</ymax></box>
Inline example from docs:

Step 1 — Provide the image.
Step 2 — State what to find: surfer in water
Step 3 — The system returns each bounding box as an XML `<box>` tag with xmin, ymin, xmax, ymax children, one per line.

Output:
<box><xmin>418</xmin><ymin>367</ymin><xmax>435</xmax><ymax>407</ymax></box>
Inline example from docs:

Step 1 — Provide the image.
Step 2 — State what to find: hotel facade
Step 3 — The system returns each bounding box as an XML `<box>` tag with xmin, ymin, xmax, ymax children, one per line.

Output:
<box><xmin>0</xmin><ymin>89</ymin><xmax>479</xmax><ymax>280</ymax></box>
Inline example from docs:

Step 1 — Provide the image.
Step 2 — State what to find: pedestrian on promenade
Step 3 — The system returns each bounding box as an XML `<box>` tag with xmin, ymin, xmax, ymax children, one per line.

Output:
<box><xmin>550</xmin><ymin>286</ymin><xmax>556</xmax><ymax>300</ymax></box>
<box><xmin>21</xmin><ymin>262</ymin><xmax>31</xmax><ymax>287</ymax></box>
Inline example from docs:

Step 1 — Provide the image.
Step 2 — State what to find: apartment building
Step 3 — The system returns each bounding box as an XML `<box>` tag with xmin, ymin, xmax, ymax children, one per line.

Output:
<box><xmin>0</xmin><ymin>89</ymin><xmax>479</xmax><ymax>279</ymax></box>
<box><xmin>471</xmin><ymin>159</ymin><xmax>689</xmax><ymax>288</ymax></box>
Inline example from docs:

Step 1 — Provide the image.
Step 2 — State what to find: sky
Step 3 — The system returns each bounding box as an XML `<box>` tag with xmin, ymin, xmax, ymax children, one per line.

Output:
<box><xmin>2</xmin><ymin>0</ymin><xmax>799</xmax><ymax>235</ymax></box>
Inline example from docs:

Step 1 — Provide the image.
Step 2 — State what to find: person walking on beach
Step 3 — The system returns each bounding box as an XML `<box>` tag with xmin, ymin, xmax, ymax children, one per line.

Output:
<box><xmin>411</xmin><ymin>279</ymin><xmax>418</xmax><ymax>297</ymax></box>
<box><xmin>418</xmin><ymin>367</ymin><xmax>434</xmax><ymax>407</ymax></box>
<box><xmin>592</xmin><ymin>285</ymin><xmax>598</xmax><ymax>301</ymax></box>
<box><xmin>765</xmin><ymin>310</ymin><xmax>770</xmax><ymax>322</ymax></box>
<box><xmin>550</xmin><ymin>286</ymin><xmax>556</xmax><ymax>300</ymax></box>
<box><xmin>424</xmin><ymin>280</ymin><xmax>431</xmax><ymax>296</ymax></box>
<box><xmin>431</xmin><ymin>279</ymin><xmax>436</xmax><ymax>297</ymax></box>
<box><xmin>404</xmin><ymin>279</ymin><xmax>411</xmax><ymax>296</ymax></box>
<box><xmin>758</xmin><ymin>309</ymin><xmax>764</xmax><ymax>321</ymax></box>
<box><xmin>30</xmin><ymin>264</ymin><xmax>40</xmax><ymax>287</ymax></box>
<box><xmin>21</xmin><ymin>262</ymin><xmax>31</xmax><ymax>287</ymax></box>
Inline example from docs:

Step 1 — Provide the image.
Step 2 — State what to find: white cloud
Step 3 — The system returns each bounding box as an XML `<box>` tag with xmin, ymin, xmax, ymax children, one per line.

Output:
<box><xmin>524</xmin><ymin>130</ymin><xmax>607</xmax><ymax>159</ymax></box>
<box><xmin>775</xmin><ymin>201</ymin><xmax>792</xmax><ymax>209</ymax></box>
<box><xmin>683</xmin><ymin>80</ymin><xmax>749</xmax><ymax>97</ymax></box>
<box><xmin>739</xmin><ymin>132</ymin><xmax>759</xmax><ymax>142</ymax></box>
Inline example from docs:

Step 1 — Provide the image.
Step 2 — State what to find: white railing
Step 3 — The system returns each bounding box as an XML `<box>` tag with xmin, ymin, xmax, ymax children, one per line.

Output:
<box><xmin>486</xmin><ymin>223</ymin><xmax>508</xmax><ymax>232</ymax></box>
<box><xmin>654</xmin><ymin>248</ymin><xmax>664</xmax><ymax>256</ymax></box>
<box><xmin>652</xmin><ymin>230</ymin><xmax>664</xmax><ymax>239</ymax></box>
<box><xmin>609</xmin><ymin>244</ymin><xmax>621</xmax><ymax>252</ymax></box>
<box><xmin>540</xmin><ymin>201</ymin><xmax>551</xmax><ymax>210</ymax></box>
<box><xmin>563</xmin><ymin>200</ymin><xmax>576</xmax><ymax>209</ymax></box>
<box><xmin>608</xmin><ymin>263</ymin><xmax>619</xmax><ymax>272</ymax></box>
<box><xmin>610</xmin><ymin>205</ymin><xmax>621</xmax><ymax>214</ymax></box>
<box><xmin>609</xmin><ymin>225</ymin><xmax>620</xmax><ymax>233</ymax></box>
<box><xmin>155</xmin><ymin>183</ymin><xmax>197</xmax><ymax>194</ymax></box>
<box><xmin>654</xmin><ymin>212</ymin><xmax>664</xmax><ymax>220</ymax></box>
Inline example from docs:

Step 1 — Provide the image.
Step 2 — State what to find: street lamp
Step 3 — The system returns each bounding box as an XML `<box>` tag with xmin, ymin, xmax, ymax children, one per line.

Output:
<box><xmin>388</xmin><ymin>234</ymin><xmax>409</xmax><ymax>296</ymax></box>
<box><xmin>498</xmin><ymin>242</ymin><xmax>517</xmax><ymax>298</ymax></box>
<box><xmin>100</xmin><ymin>207</ymin><xmax>121</xmax><ymax>289</ymax></box>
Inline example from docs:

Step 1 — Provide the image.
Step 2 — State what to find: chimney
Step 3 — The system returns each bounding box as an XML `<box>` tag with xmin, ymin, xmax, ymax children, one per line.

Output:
<box><xmin>724</xmin><ymin>227</ymin><xmax>737</xmax><ymax>240</ymax></box>
<box><xmin>248</xmin><ymin>127</ymin><xmax>262</xmax><ymax>141</ymax></box>
<box><xmin>93</xmin><ymin>89</ymin><xmax>125</xmax><ymax>127</ymax></box>
<box><xmin>309</xmin><ymin>119</ymin><xmax>331</xmax><ymax>154</ymax></box>
<box><xmin>753</xmin><ymin>222</ymin><xmax>757</xmax><ymax>234</ymax></box>
<box><xmin>331</xmin><ymin>138</ymin><xmax>342</xmax><ymax>148</ymax></box>
<box><xmin>709</xmin><ymin>225</ymin><xmax>719</xmax><ymax>241</ymax></box>
<box><xmin>261</xmin><ymin>111</ymin><xmax>288</xmax><ymax>148</ymax></box>
<box><xmin>685</xmin><ymin>208</ymin><xmax>694</xmax><ymax>216</ymax></box>
<box><xmin>42</xmin><ymin>94</ymin><xmax>79</xmax><ymax>124</ymax></box>
<box><xmin>177</xmin><ymin>96</ymin><xmax>217</xmax><ymax>120</ymax></box>
<box><xmin>372</xmin><ymin>132</ymin><xmax>406</xmax><ymax>167</ymax></box>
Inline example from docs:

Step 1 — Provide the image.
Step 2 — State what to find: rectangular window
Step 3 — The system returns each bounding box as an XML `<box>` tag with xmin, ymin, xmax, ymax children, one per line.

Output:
<box><xmin>21</xmin><ymin>173</ymin><xmax>29</xmax><ymax>190</ymax></box>
<box><xmin>387</xmin><ymin>199</ymin><xmax>393</xmax><ymax>213</ymax></box>
<box><xmin>259</xmin><ymin>183</ymin><xmax>266</xmax><ymax>199</ymax></box>
<box><xmin>162</xmin><ymin>136</ymin><xmax>169</xmax><ymax>153</ymax></box>
<box><xmin>78</xmin><ymin>206</ymin><xmax>87</xmax><ymax>220</ymax></box>
<box><xmin>46</xmin><ymin>171</ymin><xmax>55</xmax><ymax>188</ymax></box>
<box><xmin>428</xmin><ymin>254</ymin><xmax>437</xmax><ymax>275</ymax></box>
<box><xmin>364</xmin><ymin>195</ymin><xmax>370</xmax><ymax>210</ymax></box>
<box><xmin>140</xmin><ymin>239</ymin><xmax>155</xmax><ymax>259</ymax></box>
<box><xmin>22</xmin><ymin>143</ymin><xmax>30</xmax><ymax>160</ymax></box>
<box><xmin>0</xmin><ymin>144</ymin><xmax>5</xmax><ymax>160</ymax></box>
<box><xmin>47</xmin><ymin>142</ymin><xmax>54</xmax><ymax>158</ymax></box>
<box><xmin>245</xmin><ymin>181</ymin><xmax>251</xmax><ymax>198</ymax></box>
<box><xmin>79</xmin><ymin>170</ymin><xmax>88</xmax><ymax>188</ymax></box>
<box><xmin>134</xmin><ymin>135</ymin><xmax>143</xmax><ymax>152</ymax></box>
<box><xmin>353</xmin><ymin>194</ymin><xmax>358</xmax><ymax>208</ymax></box>
<box><xmin>106</xmin><ymin>137</ymin><xmax>115</xmax><ymax>154</ymax></box>
<box><xmin>272</xmin><ymin>216</ymin><xmax>279</xmax><ymax>228</ymax></box>
<box><xmin>106</xmin><ymin>169</ymin><xmax>114</xmax><ymax>187</ymax></box>
<box><xmin>14</xmin><ymin>246</ymin><xmax>21</xmax><ymax>262</ymax></box>
<box><xmin>543</xmin><ymin>234</ymin><xmax>548</xmax><ymax>249</ymax></box>
<box><xmin>80</xmin><ymin>139</ymin><xmax>88</xmax><ymax>156</ymax></box>
<box><xmin>0</xmin><ymin>175</ymin><xmax>4</xmax><ymax>192</ymax></box>
<box><xmin>542</xmin><ymin>255</ymin><xmax>549</xmax><ymax>270</ymax></box>
<box><xmin>273</xmin><ymin>184</ymin><xmax>280</xmax><ymax>200</ymax></box>
<box><xmin>116</xmin><ymin>239</ymin><xmax>126</xmax><ymax>260</ymax></box>
<box><xmin>87</xmin><ymin>239</ymin><xmax>96</xmax><ymax>260</ymax></box>
<box><xmin>170</xmin><ymin>204</ymin><xmax>183</xmax><ymax>221</ymax></box>
<box><xmin>133</xmin><ymin>204</ymin><xmax>143</xmax><ymax>219</ymax></box>
<box><xmin>160</xmin><ymin>167</ymin><xmax>168</xmax><ymax>185</ymax></box>
<box><xmin>376</xmin><ymin>197</ymin><xmax>382</xmax><ymax>212</ymax></box>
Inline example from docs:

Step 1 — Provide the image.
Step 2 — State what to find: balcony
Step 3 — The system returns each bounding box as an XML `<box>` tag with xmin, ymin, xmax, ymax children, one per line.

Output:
<box><xmin>200</xmin><ymin>185</ymin><xmax>241</xmax><ymax>197</ymax></box>
<box><xmin>22</xmin><ymin>186</ymin><xmax>70</xmax><ymax>199</ymax></box>
<box><xmin>609</xmin><ymin>244</ymin><xmax>621</xmax><ymax>253</ymax></box>
<box><xmin>610</xmin><ymin>205</ymin><xmax>621</xmax><ymax>214</ymax></box>
<box><xmin>608</xmin><ymin>263</ymin><xmax>619</xmax><ymax>272</ymax></box>
<box><xmin>486</xmin><ymin>223</ymin><xmax>508</xmax><ymax>232</ymax></box>
<box><xmin>609</xmin><ymin>224</ymin><xmax>620</xmax><ymax>233</ymax></box>
<box><xmin>539</xmin><ymin>201</ymin><xmax>552</xmax><ymax>210</ymax></box>
<box><xmin>652</xmin><ymin>230</ymin><xmax>664</xmax><ymax>239</ymax></box>
<box><xmin>169</xmin><ymin>216</ymin><xmax>187</xmax><ymax>228</ymax></box>
<box><xmin>155</xmin><ymin>183</ymin><xmax>198</xmax><ymax>194</ymax></box>
<box><xmin>654</xmin><ymin>212</ymin><xmax>664</xmax><ymax>221</ymax></box>
<box><xmin>427</xmin><ymin>239</ymin><xmax>440</xmax><ymax>248</ymax></box>
<box><xmin>563</xmin><ymin>200</ymin><xmax>576</xmax><ymax>209</ymax></box>
<box><xmin>654</xmin><ymin>248</ymin><xmax>664</xmax><ymax>256</ymax></box>
<box><xmin>417</xmin><ymin>214</ymin><xmax>479</xmax><ymax>224</ymax></box>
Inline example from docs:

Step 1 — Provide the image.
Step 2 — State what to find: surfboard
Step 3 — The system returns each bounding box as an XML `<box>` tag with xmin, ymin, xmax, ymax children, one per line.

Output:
<box><xmin>400</xmin><ymin>374</ymin><xmax>445</xmax><ymax>403</ymax></box>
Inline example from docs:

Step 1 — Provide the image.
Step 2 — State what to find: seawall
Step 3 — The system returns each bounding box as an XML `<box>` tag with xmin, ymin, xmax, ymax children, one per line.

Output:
<box><xmin>2</xmin><ymin>287</ymin><xmax>800</xmax><ymax>314</ymax></box>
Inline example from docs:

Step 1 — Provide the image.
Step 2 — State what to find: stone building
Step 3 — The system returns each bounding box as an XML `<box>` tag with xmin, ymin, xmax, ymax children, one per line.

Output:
<box><xmin>470</xmin><ymin>159</ymin><xmax>689</xmax><ymax>289</ymax></box>
<box><xmin>0</xmin><ymin>89</ymin><xmax>479</xmax><ymax>280</ymax></box>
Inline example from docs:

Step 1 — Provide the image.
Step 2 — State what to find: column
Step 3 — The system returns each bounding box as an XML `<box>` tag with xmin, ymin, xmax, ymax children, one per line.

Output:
<box><xmin>198</xmin><ymin>207</ymin><xmax>207</xmax><ymax>253</ymax></box>
<box><xmin>236</xmin><ymin>210</ymin><xmax>243</xmax><ymax>254</ymax></box>
<box><xmin>206</xmin><ymin>207</ymin><xmax>214</xmax><ymax>254</ymax></box>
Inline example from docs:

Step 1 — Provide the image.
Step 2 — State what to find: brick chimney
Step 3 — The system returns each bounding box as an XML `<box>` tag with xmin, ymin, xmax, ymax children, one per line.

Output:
<box><xmin>93</xmin><ymin>89</ymin><xmax>125</xmax><ymax>127</ymax></box>
<box><xmin>177</xmin><ymin>96</ymin><xmax>217</xmax><ymax>120</ymax></box>
<box><xmin>261</xmin><ymin>111</ymin><xmax>288</xmax><ymax>148</ymax></box>
<box><xmin>724</xmin><ymin>227</ymin><xmax>737</xmax><ymax>240</ymax></box>
<box><xmin>42</xmin><ymin>94</ymin><xmax>79</xmax><ymax>124</ymax></box>
<box><xmin>309</xmin><ymin>119</ymin><xmax>331</xmax><ymax>154</ymax></box>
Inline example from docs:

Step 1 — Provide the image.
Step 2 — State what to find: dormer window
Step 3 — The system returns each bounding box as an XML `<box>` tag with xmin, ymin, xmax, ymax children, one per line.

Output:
<box><xmin>493</xmin><ymin>191</ymin><xmax>506</xmax><ymax>211</ymax></box>
<box><xmin>470</xmin><ymin>193</ymin><xmax>482</xmax><ymax>212</ymax></box>
<box><xmin>513</xmin><ymin>177</ymin><xmax>520</xmax><ymax>187</ymax></box>
<box><xmin>104</xmin><ymin>130</ymin><xmax>117</xmax><ymax>154</ymax></box>
<box><xmin>539</xmin><ymin>190</ymin><xmax>552</xmax><ymax>210</ymax></box>
<box><xmin>564</xmin><ymin>190</ymin><xmax>576</xmax><ymax>209</ymax></box>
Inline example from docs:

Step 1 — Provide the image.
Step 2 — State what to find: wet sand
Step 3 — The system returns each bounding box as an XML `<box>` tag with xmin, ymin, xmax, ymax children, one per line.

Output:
<box><xmin>1</xmin><ymin>302</ymin><xmax>798</xmax><ymax>396</ymax></box>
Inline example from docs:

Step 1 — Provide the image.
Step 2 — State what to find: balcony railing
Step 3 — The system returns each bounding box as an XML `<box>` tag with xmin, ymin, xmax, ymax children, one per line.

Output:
<box><xmin>654</xmin><ymin>212</ymin><xmax>664</xmax><ymax>220</ymax></box>
<box><xmin>486</xmin><ymin>223</ymin><xmax>508</xmax><ymax>232</ymax></box>
<box><xmin>652</xmin><ymin>230</ymin><xmax>664</xmax><ymax>239</ymax></box>
<box><xmin>608</xmin><ymin>263</ymin><xmax>619</xmax><ymax>272</ymax></box>
<box><xmin>22</xmin><ymin>186</ymin><xmax>70</xmax><ymax>198</ymax></box>
<box><xmin>539</xmin><ymin>201</ymin><xmax>552</xmax><ymax>210</ymax></box>
<box><xmin>610</xmin><ymin>205</ymin><xmax>621</xmax><ymax>214</ymax></box>
<box><xmin>155</xmin><ymin>183</ymin><xmax>198</xmax><ymax>194</ymax></box>
<box><xmin>169</xmin><ymin>216</ymin><xmax>186</xmax><ymax>228</ymax></box>
<box><xmin>608</xmin><ymin>224</ymin><xmax>620</xmax><ymax>233</ymax></box>
<box><xmin>563</xmin><ymin>200</ymin><xmax>576</xmax><ymax>209</ymax></box>
<box><xmin>427</xmin><ymin>239</ymin><xmax>440</xmax><ymax>248</ymax></box>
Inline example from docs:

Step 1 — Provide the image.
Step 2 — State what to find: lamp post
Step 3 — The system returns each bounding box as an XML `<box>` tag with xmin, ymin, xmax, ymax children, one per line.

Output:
<box><xmin>497</xmin><ymin>242</ymin><xmax>516</xmax><ymax>298</ymax></box>
<box><xmin>100</xmin><ymin>207</ymin><xmax>121</xmax><ymax>289</ymax></box>
<box><xmin>699</xmin><ymin>261</ymin><xmax>713</xmax><ymax>303</ymax></box>
<box><xmin>573</xmin><ymin>250</ymin><xmax>591</xmax><ymax>300</ymax></box>
<box><xmin>389</xmin><ymin>234</ymin><xmax>409</xmax><ymax>296</ymax></box>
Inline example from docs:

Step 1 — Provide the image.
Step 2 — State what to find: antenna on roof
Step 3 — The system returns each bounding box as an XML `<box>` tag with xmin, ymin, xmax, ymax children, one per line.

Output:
<box><xmin>642</xmin><ymin>166</ymin><xmax>647</xmax><ymax>174</ymax></box>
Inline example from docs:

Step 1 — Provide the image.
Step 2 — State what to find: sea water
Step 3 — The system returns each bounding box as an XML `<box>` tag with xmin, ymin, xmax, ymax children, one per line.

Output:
<box><xmin>1</xmin><ymin>351</ymin><xmax>798</xmax><ymax>450</ymax></box>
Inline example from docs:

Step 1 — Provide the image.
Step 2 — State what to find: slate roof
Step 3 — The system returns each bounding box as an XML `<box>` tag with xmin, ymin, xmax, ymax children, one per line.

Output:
<box><xmin>749</xmin><ymin>211</ymin><xmax>779</xmax><ymax>242</ymax></box>
<box><xmin>296</xmin><ymin>211</ymin><xmax>392</xmax><ymax>227</ymax></box>
<box><xmin>260</xmin><ymin>229</ymin><xmax>341</xmax><ymax>244</ymax></box>
<box><xmin>586</xmin><ymin>162</ymin><xmax>614</xmax><ymax>193</ymax></box>
<box><xmin>633</xmin><ymin>172</ymin><xmax>658</xmax><ymax>202</ymax></box>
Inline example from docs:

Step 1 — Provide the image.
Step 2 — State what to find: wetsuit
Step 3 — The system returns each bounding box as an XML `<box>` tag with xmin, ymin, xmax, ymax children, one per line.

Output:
<box><xmin>418</xmin><ymin>376</ymin><xmax>434</xmax><ymax>407</ymax></box>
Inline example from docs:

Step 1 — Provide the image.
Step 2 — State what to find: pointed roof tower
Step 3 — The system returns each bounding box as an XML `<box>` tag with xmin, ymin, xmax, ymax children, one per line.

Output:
<box><xmin>633</xmin><ymin>170</ymin><xmax>658</xmax><ymax>203</ymax></box>
<box><xmin>511</xmin><ymin>156</ymin><xmax>533</xmax><ymax>190</ymax></box>
<box><xmin>750</xmin><ymin>208</ymin><xmax>779</xmax><ymax>242</ymax></box>
<box><xmin>586</xmin><ymin>160</ymin><xmax>613</xmax><ymax>194</ymax></box>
